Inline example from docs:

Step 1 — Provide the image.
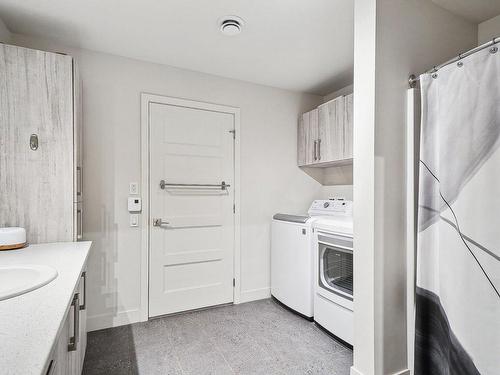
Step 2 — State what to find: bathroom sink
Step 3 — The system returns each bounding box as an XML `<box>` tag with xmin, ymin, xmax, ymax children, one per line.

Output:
<box><xmin>0</xmin><ymin>265</ymin><xmax>58</xmax><ymax>301</ymax></box>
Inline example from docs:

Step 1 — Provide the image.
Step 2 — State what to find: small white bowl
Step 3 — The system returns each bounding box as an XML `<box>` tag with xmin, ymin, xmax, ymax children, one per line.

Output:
<box><xmin>0</xmin><ymin>227</ymin><xmax>27</xmax><ymax>249</ymax></box>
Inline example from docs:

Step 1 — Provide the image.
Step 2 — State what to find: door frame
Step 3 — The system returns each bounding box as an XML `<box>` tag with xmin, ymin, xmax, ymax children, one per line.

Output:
<box><xmin>139</xmin><ymin>93</ymin><xmax>241</xmax><ymax>321</ymax></box>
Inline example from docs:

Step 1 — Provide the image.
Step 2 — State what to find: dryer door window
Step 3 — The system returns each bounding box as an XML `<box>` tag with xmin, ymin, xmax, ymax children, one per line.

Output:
<box><xmin>319</xmin><ymin>239</ymin><xmax>353</xmax><ymax>299</ymax></box>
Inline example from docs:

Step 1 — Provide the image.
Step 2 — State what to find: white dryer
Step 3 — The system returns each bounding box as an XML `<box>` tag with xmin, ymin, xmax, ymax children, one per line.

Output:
<box><xmin>271</xmin><ymin>200</ymin><xmax>348</xmax><ymax>320</ymax></box>
<box><xmin>312</xmin><ymin>200</ymin><xmax>354</xmax><ymax>345</ymax></box>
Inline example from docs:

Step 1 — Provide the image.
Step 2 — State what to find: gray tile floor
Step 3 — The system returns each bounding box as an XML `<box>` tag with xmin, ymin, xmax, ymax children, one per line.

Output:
<box><xmin>83</xmin><ymin>299</ymin><xmax>353</xmax><ymax>375</ymax></box>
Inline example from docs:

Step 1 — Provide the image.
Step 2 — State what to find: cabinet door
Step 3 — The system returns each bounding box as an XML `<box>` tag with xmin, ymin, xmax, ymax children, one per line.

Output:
<box><xmin>67</xmin><ymin>293</ymin><xmax>81</xmax><ymax>374</ymax></box>
<box><xmin>318</xmin><ymin>96</ymin><xmax>344</xmax><ymax>163</ymax></box>
<box><xmin>46</xmin><ymin>278</ymin><xmax>86</xmax><ymax>375</ymax></box>
<box><xmin>73</xmin><ymin>61</ymin><xmax>83</xmax><ymax>241</ymax></box>
<box><xmin>78</xmin><ymin>270</ymin><xmax>87</xmax><ymax>374</ymax></box>
<box><xmin>308</xmin><ymin>109</ymin><xmax>319</xmax><ymax>164</ymax></box>
<box><xmin>343</xmin><ymin>93</ymin><xmax>353</xmax><ymax>159</ymax></box>
<box><xmin>73</xmin><ymin>60</ymin><xmax>83</xmax><ymax>197</ymax></box>
<box><xmin>297</xmin><ymin>109</ymin><xmax>318</xmax><ymax>166</ymax></box>
<box><xmin>0</xmin><ymin>44</ymin><xmax>74</xmax><ymax>243</ymax></box>
<box><xmin>297</xmin><ymin>113</ymin><xmax>307</xmax><ymax>166</ymax></box>
<box><xmin>52</xmin><ymin>308</ymin><xmax>70</xmax><ymax>375</ymax></box>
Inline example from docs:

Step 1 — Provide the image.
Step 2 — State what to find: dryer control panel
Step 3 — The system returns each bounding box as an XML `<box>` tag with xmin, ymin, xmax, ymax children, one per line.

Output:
<box><xmin>308</xmin><ymin>199</ymin><xmax>353</xmax><ymax>216</ymax></box>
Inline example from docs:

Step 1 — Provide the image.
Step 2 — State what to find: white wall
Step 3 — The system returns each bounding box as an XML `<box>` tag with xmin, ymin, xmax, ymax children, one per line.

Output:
<box><xmin>0</xmin><ymin>16</ymin><xmax>11</xmax><ymax>43</ymax></box>
<box><xmin>352</xmin><ymin>1</ymin><xmax>477</xmax><ymax>374</ymax></box>
<box><xmin>478</xmin><ymin>14</ymin><xmax>500</xmax><ymax>44</ymax></box>
<box><xmin>10</xmin><ymin>33</ymin><xmax>323</xmax><ymax>331</ymax></box>
<box><xmin>321</xmin><ymin>184</ymin><xmax>353</xmax><ymax>200</ymax></box>
<box><xmin>323</xmin><ymin>84</ymin><xmax>354</xmax><ymax>103</ymax></box>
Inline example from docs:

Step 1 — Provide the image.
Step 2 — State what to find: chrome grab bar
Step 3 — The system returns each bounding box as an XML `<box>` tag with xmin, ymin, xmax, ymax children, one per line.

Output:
<box><xmin>159</xmin><ymin>180</ymin><xmax>230</xmax><ymax>190</ymax></box>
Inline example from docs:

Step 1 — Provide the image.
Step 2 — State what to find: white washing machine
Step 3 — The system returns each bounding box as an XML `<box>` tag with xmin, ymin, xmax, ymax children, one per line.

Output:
<box><xmin>313</xmin><ymin>200</ymin><xmax>354</xmax><ymax>345</ymax></box>
<box><xmin>271</xmin><ymin>199</ymin><xmax>347</xmax><ymax>320</ymax></box>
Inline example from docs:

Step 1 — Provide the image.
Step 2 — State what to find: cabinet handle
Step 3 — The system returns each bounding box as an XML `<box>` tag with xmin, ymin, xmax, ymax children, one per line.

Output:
<box><xmin>46</xmin><ymin>359</ymin><xmax>56</xmax><ymax>375</ymax></box>
<box><xmin>76</xmin><ymin>166</ymin><xmax>83</xmax><ymax>199</ymax></box>
<box><xmin>79</xmin><ymin>272</ymin><xmax>86</xmax><ymax>311</ymax></box>
<box><xmin>77</xmin><ymin>208</ymin><xmax>83</xmax><ymax>240</ymax></box>
<box><xmin>313</xmin><ymin>140</ymin><xmax>318</xmax><ymax>161</ymax></box>
<box><xmin>68</xmin><ymin>293</ymin><xmax>80</xmax><ymax>352</ymax></box>
<box><xmin>317</xmin><ymin>139</ymin><xmax>321</xmax><ymax>160</ymax></box>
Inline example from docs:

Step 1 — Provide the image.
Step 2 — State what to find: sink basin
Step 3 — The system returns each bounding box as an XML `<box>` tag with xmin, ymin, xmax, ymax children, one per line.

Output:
<box><xmin>0</xmin><ymin>265</ymin><xmax>58</xmax><ymax>301</ymax></box>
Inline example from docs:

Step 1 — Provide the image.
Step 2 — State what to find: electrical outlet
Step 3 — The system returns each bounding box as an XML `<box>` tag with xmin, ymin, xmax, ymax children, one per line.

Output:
<box><xmin>130</xmin><ymin>214</ymin><xmax>139</xmax><ymax>227</ymax></box>
<box><xmin>129</xmin><ymin>182</ymin><xmax>139</xmax><ymax>195</ymax></box>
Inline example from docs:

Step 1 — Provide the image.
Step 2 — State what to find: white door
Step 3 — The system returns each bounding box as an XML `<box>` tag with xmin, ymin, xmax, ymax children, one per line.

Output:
<box><xmin>149</xmin><ymin>101</ymin><xmax>235</xmax><ymax>317</ymax></box>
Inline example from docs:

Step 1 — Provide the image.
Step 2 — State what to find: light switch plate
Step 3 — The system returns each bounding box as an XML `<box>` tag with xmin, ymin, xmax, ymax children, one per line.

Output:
<box><xmin>130</xmin><ymin>214</ymin><xmax>139</xmax><ymax>227</ymax></box>
<box><xmin>129</xmin><ymin>182</ymin><xmax>139</xmax><ymax>195</ymax></box>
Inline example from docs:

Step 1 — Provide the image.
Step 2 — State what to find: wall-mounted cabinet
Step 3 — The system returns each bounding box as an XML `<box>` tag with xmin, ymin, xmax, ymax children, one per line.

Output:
<box><xmin>0</xmin><ymin>44</ymin><xmax>83</xmax><ymax>244</ymax></box>
<box><xmin>298</xmin><ymin>93</ymin><xmax>353</xmax><ymax>167</ymax></box>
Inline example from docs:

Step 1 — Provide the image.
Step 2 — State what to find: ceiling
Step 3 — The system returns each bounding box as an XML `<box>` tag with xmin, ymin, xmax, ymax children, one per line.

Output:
<box><xmin>0</xmin><ymin>0</ymin><xmax>354</xmax><ymax>95</ymax></box>
<box><xmin>431</xmin><ymin>0</ymin><xmax>500</xmax><ymax>23</ymax></box>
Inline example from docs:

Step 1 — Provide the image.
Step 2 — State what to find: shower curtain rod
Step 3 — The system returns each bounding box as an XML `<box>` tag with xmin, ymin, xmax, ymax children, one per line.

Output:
<box><xmin>408</xmin><ymin>36</ymin><xmax>500</xmax><ymax>88</ymax></box>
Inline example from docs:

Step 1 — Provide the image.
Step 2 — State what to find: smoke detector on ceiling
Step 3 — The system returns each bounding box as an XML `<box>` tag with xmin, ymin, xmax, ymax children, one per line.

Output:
<box><xmin>219</xmin><ymin>16</ymin><xmax>244</xmax><ymax>36</ymax></box>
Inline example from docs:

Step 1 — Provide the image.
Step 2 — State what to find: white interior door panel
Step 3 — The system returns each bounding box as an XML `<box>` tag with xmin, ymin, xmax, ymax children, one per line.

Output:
<box><xmin>149</xmin><ymin>102</ymin><xmax>235</xmax><ymax>317</ymax></box>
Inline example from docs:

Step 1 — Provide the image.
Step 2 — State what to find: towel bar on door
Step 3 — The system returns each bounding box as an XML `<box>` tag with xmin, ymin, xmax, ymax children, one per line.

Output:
<box><xmin>159</xmin><ymin>180</ymin><xmax>230</xmax><ymax>190</ymax></box>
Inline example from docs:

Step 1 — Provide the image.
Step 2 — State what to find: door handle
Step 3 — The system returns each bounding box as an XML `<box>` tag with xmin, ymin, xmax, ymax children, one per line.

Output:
<box><xmin>317</xmin><ymin>139</ymin><xmax>321</xmax><ymax>160</ymax></box>
<box><xmin>313</xmin><ymin>140</ymin><xmax>318</xmax><ymax>161</ymax></box>
<box><xmin>153</xmin><ymin>218</ymin><xmax>170</xmax><ymax>227</ymax></box>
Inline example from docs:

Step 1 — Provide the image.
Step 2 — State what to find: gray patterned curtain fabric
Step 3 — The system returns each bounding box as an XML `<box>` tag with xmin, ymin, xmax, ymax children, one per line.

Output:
<box><xmin>416</xmin><ymin>46</ymin><xmax>500</xmax><ymax>375</ymax></box>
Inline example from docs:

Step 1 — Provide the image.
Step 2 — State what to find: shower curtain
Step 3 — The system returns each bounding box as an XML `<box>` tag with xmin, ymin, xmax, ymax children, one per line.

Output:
<box><xmin>416</xmin><ymin>47</ymin><xmax>500</xmax><ymax>374</ymax></box>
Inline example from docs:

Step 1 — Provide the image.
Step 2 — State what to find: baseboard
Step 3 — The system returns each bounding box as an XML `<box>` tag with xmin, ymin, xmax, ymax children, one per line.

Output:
<box><xmin>238</xmin><ymin>287</ymin><xmax>271</xmax><ymax>303</ymax></box>
<box><xmin>87</xmin><ymin>308</ymin><xmax>143</xmax><ymax>332</ymax></box>
<box><xmin>88</xmin><ymin>288</ymin><xmax>272</xmax><ymax>331</ymax></box>
<box><xmin>350</xmin><ymin>367</ymin><xmax>410</xmax><ymax>375</ymax></box>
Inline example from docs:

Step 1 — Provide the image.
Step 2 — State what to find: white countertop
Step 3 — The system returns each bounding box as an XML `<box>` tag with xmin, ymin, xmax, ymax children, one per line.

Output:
<box><xmin>0</xmin><ymin>241</ymin><xmax>91</xmax><ymax>375</ymax></box>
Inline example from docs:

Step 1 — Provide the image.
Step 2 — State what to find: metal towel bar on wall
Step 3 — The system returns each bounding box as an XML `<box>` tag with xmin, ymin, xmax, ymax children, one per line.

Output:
<box><xmin>159</xmin><ymin>180</ymin><xmax>230</xmax><ymax>190</ymax></box>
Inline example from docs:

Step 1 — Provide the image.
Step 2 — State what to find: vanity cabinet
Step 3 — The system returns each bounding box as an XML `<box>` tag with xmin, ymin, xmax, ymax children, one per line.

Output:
<box><xmin>298</xmin><ymin>93</ymin><xmax>353</xmax><ymax>166</ymax></box>
<box><xmin>0</xmin><ymin>43</ymin><xmax>83</xmax><ymax>244</ymax></box>
<box><xmin>45</xmin><ymin>269</ymin><xmax>87</xmax><ymax>375</ymax></box>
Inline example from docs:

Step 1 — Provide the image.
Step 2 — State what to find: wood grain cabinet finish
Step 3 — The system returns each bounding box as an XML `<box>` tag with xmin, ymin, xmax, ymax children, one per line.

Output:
<box><xmin>46</xmin><ymin>270</ymin><xmax>87</xmax><ymax>375</ymax></box>
<box><xmin>0</xmin><ymin>44</ymin><xmax>82</xmax><ymax>243</ymax></box>
<box><xmin>297</xmin><ymin>93</ymin><xmax>353</xmax><ymax>167</ymax></box>
<box><xmin>297</xmin><ymin>112</ymin><xmax>307</xmax><ymax>166</ymax></box>
<box><xmin>297</xmin><ymin>109</ymin><xmax>318</xmax><ymax>166</ymax></box>
<box><xmin>318</xmin><ymin>96</ymin><xmax>344</xmax><ymax>162</ymax></box>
